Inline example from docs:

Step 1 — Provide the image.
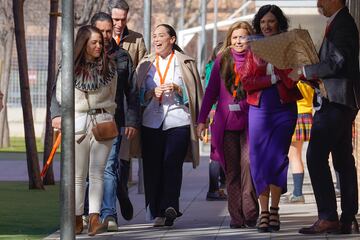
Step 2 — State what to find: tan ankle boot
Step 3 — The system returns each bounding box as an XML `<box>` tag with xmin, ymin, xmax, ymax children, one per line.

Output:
<box><xmin>75</xmin><ymin>215</ymin><xmax>83</xmax><ymax>234</ymax></box>
<box><xmin>88</xmin><ymin>213</ymin><xmax>107</xmax><ymax>236</ymax></box>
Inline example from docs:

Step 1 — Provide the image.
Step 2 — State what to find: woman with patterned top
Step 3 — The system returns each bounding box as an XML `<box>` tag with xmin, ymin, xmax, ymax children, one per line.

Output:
<box><xmin>135</xmin><ymin>24</ymin><xmax>203</xmax><ymax>228</ymax></box>
<box><xmin>51</xmin><ymin>25</ymin><xmax>117</xmax><ymax>236</ymax></box>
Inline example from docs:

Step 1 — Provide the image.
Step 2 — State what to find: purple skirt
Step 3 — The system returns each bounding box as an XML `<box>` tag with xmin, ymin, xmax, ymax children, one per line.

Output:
<box><xmin>249</xmin><ymin>86</ymin><xmax>297</xmax><ymax>196</ymax></box>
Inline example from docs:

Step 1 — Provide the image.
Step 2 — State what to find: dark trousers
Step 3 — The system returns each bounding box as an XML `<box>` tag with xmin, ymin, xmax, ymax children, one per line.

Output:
<box><xmin>223</xmin><ymin>130</ymin><xmax>259</xmax><ymax>225</ymax></box>
<box><xmin>208</xmin><ymin>161</ymin><xmax>226</xmax><ymax>193</ymax></box>
<box><xmin>307</xmin><ymin>101</ymin><xmax>358</xmax><ymax>223</ymax></box>
<box><xmin>117</xmin><ymin>159</ymin><xmax>130</xmax><ymax>200</ymax></box>
<box><xmin>142</xmin><ymin>125</ymin><xmax>190</xmax><ymax>218</ymax></box>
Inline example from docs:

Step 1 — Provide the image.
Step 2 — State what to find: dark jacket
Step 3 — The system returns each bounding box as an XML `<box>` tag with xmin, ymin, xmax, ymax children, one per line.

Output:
<box><xmin>241</xmin><ymin>50</ymin><xmax>302</xmax><ymax>106</ymax></box>
<box><xmin>304</xmin><ymin>7</ymin><xmax>360</xmax><ymax>109</ymax></box>
<box><xmin>108</xmin><ymin>39</ymin><xmax>140</xmax><ymax>129</ymax></box>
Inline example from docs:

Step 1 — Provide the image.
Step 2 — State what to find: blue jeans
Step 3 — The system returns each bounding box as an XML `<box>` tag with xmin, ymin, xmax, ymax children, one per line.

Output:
<box><xmin>100</xmin><ymin>135</ymin><xmax>122</xmax><ymax>220</ymax></box>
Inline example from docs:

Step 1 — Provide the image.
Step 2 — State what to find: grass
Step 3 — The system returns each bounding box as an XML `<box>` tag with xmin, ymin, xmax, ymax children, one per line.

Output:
<box><xmin>0</xmin><ymin>138</ymin><xmax>44</xmax><ymax>153</ymax></box>
<box><xmin>0</xmin><ymin>182</ymin><xmax>60</xmax><ymax>239</ymax></box>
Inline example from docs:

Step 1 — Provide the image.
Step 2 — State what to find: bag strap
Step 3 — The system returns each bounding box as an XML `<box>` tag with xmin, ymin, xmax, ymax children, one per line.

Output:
<box><xmin>77</xmin><ymin>92</ymin><xmax>92</xmax><ymax>144</ymax></box>
<box><xmin>84</xmin><ymin>91</ymin><xmax>91</xmax><ymax>109</ymax></box>
<box><xmin>84</xmin><ymin>91</ymin><xmax>99</xmax><ymax>125</ymax></box>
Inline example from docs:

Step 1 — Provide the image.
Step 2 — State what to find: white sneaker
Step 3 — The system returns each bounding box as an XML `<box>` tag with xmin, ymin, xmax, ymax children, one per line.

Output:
<box><xmin>153</xmin><ymin>217</ymin><xmax>166</xmax><ymax>227</ymax></box>
<box><xmin>104</xmin><ymin>216</ymin><xmax>118</xmax><ymax>232</ymax></box>
<box><xmin>288</xmin><ymin>194</ymin><xmax>305</xmax><ymax>204</ymax></box>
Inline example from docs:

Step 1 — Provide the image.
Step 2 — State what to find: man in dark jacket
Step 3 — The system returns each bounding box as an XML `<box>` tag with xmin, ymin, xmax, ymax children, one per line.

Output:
<box><xmin>291</xmin><ymin>0</ymin><xmax>360</xmax><ymax>235</ymax></box>
<box><xmin>90</xmin><ymin>12</ymin><xmax>140</xmax><ymax>231</ymax></box>
<box><xmin>108</xmin><ymin>0</ymin><xmax>147</xmax><ymax>224</ymax></box>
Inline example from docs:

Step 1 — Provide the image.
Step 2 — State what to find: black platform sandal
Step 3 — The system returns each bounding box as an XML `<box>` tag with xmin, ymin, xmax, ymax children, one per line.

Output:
<box><xmin>269</xmin><ymin>206</ymin><xmax>280</xmax><ymax>232</ymax></box>
<box><xmin>257</xmin><ymin>211</ymin><xmax>270</xmax><ymax>233</ymax></box>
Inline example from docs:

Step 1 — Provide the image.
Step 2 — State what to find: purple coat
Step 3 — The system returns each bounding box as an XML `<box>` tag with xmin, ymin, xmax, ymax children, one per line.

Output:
<box><xmin>198</xmin><ymin>51</ymin><xmax>249</xmax><ymax>168</ymax></box>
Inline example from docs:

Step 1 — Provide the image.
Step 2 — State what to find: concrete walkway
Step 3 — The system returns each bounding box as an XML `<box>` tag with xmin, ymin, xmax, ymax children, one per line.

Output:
<box><xmin>43</xmin><ymin>156</ymin><xmax>359</xmax><ymax>240</ymax></box>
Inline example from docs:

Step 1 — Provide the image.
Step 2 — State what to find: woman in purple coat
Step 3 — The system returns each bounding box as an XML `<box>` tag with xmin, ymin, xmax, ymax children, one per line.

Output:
<box><xmin>197</xmin><ymin>21</ymin><xmax>259</xmax><ymax>228</ymax></box>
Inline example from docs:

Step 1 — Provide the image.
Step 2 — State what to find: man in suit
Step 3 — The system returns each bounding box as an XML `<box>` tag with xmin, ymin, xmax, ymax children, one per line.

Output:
<box><xmin>290</xmin><ymin>0</ymin><xmax>360</xmax><ymax>234</ymax></box>
<box><xmin>109</xmin><ymin>0</ymin><xmax>147</xmax><ymax>67</ymax></box>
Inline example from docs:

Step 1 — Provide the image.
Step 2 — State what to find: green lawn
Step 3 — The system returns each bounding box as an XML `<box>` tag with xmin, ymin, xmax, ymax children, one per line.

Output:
<box><xmin>0</xmin><ymin>182</ymin><xmax>59</xmax><ymax>239</ymax></box>
<box><xmin>0</xmin><ymin>138</ymin><xmax>44</xmax><ymax>153</ymax></box>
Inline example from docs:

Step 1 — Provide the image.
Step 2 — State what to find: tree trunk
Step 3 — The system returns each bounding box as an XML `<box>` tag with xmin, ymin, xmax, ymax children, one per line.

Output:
<box><xmin>0</xmin><ymin>0</ymin><xmax>14</xmax><ymax>148</ymax></box>
<box><xmin>75</xmin><ymin>0</ymin><xmax>106</xmax><ymax>26</ymax></box>
<box><xmin>42</xmin><ymin>0</ymin><xmax>60</xmax><ymax>185</ymax></box>
<box><xmin>13</xmin><ymin>0</ymin><xmax>44</xmax><ymax>190</ymax></box>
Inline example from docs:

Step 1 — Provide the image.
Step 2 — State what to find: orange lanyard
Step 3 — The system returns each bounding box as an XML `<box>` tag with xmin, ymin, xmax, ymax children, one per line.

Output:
<box><xmin>155</xmin><ymin>51</ymin><xmax>175</xmax><ymax>85</ymax></box>
<box><xmin>233</xmin><ymin>64</ymin><xmax>241</xmax><ymax>98</ymax></box>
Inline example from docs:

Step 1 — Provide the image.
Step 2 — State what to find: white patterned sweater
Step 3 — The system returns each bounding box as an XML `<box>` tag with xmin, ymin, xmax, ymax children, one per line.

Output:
<box><xmin>56</xmin><ymin>64</ymin><xmax>118</xmax><ymax>116</ymax></box>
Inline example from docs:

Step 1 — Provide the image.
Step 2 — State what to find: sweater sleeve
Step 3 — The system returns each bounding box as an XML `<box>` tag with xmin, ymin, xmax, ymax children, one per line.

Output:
<box><xmin>124</xmin><ymin>53</ymin><xmax>141</xmax><ymax>128</ymax></box>
<box><xmin>50</xmin><ymin>69</ymin><xmax>61</xmax><ymax>119</ymax></box>
<box><xmin>197</xmin><ymin>58</ymin><xmax>221</xmax><ymax>124</ymax></box>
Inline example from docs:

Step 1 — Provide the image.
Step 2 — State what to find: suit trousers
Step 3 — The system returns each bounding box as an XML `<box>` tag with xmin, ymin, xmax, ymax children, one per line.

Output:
<box><xmin>223</xmin><ymin>130</ymin><xmax>259</xmax><ymax>225</ymax></box>
<box><xmin>307</xmin><ymin>100</ymin><xmax>358</xmax><ymax>223</ymax></box>
<box><xmin>142</xmin><ymin>125</ymin><xmax>190</xmax><ymax>219</ymax></box>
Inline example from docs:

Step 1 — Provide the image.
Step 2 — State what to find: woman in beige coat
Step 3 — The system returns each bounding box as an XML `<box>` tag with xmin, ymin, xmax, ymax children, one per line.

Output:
<box><xmin>51</xmin><ymin>25</ymin><xmax>117</xmax><ymax>236</ymax></box>
<box><xmin>135</xmin><ymin>24</ymin><xmax>203</xmax><ymax>228</ymax></box>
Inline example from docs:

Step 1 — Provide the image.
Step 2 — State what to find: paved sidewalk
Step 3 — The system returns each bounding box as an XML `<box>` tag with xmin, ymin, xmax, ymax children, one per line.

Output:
<box><xmin>45</xmin><ymin>156</ymin><xmax>359</xmax><ymax>240</ymax></box>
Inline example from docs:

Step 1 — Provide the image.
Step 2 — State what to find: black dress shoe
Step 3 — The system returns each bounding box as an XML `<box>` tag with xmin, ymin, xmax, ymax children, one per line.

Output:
<box><xmin>244</xmin><ymin>219</ymin><xmax>258</xmax><ymax>228</ymax></box>
<box><xmin>299</xmin><ymin>219</ymin><xmax>339</xmax><ymax>234</ymax></box>
<box><xmin>119</xmin><ymin>197</ymin><xmax>133</xmax><ymax>221</ymax></box>
<box><xmin>339</xmin><ymin>218</ymin><xmax>359</xmax><ymax>234</ymax></box>
<box><xmin>206</xmin><ymin>190</ymin><xmax>227</xmax><ymax>201</ymax></box>
<box><xmin>230</xmin><ymin>223</ymin><xmax>244</xmax><ymax>229</ymax></box>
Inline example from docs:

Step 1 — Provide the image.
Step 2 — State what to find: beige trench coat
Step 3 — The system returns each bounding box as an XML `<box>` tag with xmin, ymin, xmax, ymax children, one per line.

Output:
<box><xmin>134</xmin><ymin>50</ymin><xmax>203</xmax><ymax>168</ymax></box>
<box><xmin>121</xmin><ymin>28</ymin><xmax>147</xmax><ymax>68</ymax></box>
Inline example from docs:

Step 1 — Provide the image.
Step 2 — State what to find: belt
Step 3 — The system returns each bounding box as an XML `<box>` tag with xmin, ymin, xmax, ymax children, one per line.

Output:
<box><xmin>87</xmin><ymin>108</ymin><xmax>105</xmax><ymax>115</ymax></box>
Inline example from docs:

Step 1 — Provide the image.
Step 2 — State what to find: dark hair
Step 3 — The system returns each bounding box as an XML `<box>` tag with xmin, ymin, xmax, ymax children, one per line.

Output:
<box><xmin>155</xmin><ymin>24</ymin><xmax>184</xmax><ymax>53</ymax></box>
<box><xmin>90</xmin><ymin>12</ymin><xmax>113</xmax><ymax>26</ymax></box>
<box><xmin>209</xmin><ymin>42</ymin><xmax>223</xmax><ymax>62</ymax></box>
<box><xmin>108</xmin><ymin>0</ymin><xmax>129</xmax><ymax>13</ymax></box>
<box><xmin>74</xmin><ymin>25</ymin><xmax>108</xmax><ymax>75</ymax></box>
<box><xmin>252</xmin><ymin>5</ymin><xmax>289</xmax><ymax>35</ymax></box>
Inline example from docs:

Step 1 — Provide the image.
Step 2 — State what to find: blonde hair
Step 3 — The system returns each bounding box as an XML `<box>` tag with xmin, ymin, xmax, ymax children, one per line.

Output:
<box><xmin>219</xmin><ymin>21</ymin><xmax>254</xmax><ymax>101</ymax></box>
<box><xmin>220</xmin><ymin>21</ymin><xmax>254</xmax><ymax>53</ymax></box>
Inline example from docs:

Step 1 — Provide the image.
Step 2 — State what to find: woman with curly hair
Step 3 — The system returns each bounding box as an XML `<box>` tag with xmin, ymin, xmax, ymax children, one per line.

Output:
<box><xmin>241</xmin><ymin>5</ymin><xmax>302</xmax><ymax>232</ymax></box>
